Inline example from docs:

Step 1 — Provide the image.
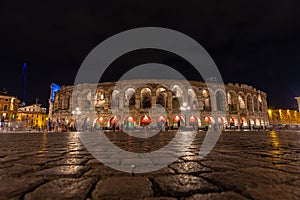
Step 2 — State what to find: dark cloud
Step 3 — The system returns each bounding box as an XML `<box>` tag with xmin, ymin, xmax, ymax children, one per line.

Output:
<box><xmin>0</xmin><ymin>0</ymin><xmax>299</xmax><ymax>109</ymax></box>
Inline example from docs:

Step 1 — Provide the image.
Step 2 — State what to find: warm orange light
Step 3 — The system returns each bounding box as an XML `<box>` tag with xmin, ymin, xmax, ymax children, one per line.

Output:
<box><xmin>141</xmin><ymin>115</ymin><xmax>151</xmax><ymax>123</ymax></box>
<box><xmin>173</xmin><ymin>115</ymin><xmax>180</xmax><ymax>122</ymax></box>
<box><xmin>97</xmin><ymin>117</ymin><xmax>103</xmax><ymax>123</ymax></box>
<box><xmin>204</xmin><ymin>116</ymin><xmax>211</xmax><ymax>122</ymax></box>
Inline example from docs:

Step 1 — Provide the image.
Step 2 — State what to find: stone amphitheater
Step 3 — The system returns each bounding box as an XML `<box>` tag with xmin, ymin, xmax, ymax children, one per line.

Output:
<box><xmin>49</xmin><ymin>79</ymin><xmax>269</xmax><ymax>130</ymax></box>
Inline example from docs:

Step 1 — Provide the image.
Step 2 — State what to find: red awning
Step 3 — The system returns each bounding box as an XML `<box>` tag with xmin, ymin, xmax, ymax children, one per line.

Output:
<box><xmin>97</xmin><ymin>117</ymin><xmax>103</xmax><ymax>123</ymax></box>
<box><xmin>204</xmin><ymin>116</ymin><xmax>211</xmax><ymax>123</ymax></box>
<box><xmin>173</xmin><ymin>115</ymin><xmax>181</xmax><ymax>122</ymax></box>
<box><xmin>141</xmin><ymin>115</ymin><xmax>151</xmax><ymax>123</ymax></box>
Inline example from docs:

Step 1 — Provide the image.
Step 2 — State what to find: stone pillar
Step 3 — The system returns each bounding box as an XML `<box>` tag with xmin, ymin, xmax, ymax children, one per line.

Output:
<box><xmin>151</xmin><ymin>95</ymin><xmax>156</xmax><ymax>109</ymax></box>
<box><xmin>90</xmin><ymin>94</ymin><xmax>96</xmax><ymax>111</ymax></box>
<box><xmin>104</xmin><ymin>92</ymin><xmax>109</xmax><ymax>110</ymax></box>
<box><xmin>167</xmin><ymin>91</ymin><xmax>172</xmax><ymax>111</ymax></box>
<box><xmin>210</xmin><ymin>92</ymin><xmax>217</xmax><ymax>111</ymax></box>
<box><xmin>119</xmin><ymin>95</ymin><xmax>124</xmax><ymax>109</ymax></box>
<box><xmin>236</xmin><ymin>95</ymin><xmax>240</xmax><ymax>112</ymax></box>
<box><xmin>295</xmin><ymin>97</ymin><xmax>300</xmax><ymax>113</ymax></box>
<box><xmin>68</xmin><ymin>95</ymin><xmax>73</xmax><ymax>113</ymax></box>
<box><xmin>135</xmin><ymin>93</ymin><xmax>140</xmax><ymax>110</ymax></box>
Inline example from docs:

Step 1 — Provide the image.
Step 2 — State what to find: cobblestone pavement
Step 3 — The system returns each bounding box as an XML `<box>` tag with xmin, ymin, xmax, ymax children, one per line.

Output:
<box><xmin>0</xmin><ymin>130</ymin><xmax>299</xmax><ymax>200</ymax></box>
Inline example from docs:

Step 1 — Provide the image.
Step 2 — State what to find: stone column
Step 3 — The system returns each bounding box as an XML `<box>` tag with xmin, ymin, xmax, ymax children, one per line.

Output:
<box><xmin>135</xmin><ymin>93</ymin><xmax>140</xmax><ymax>110</ymax></box>
<box><xmin>104</xmin><ymin>92</ymin><xmax>109</xmax><ymax>110</ymax></box>
<box><xmin>151</xmin><ymin>95</ymin><xmax>156</xmax><ymax>109</ymax></box>
<box><xmin>167</xmin><ymin>91</ymin><xmax>172</xmax><ymax>111</ymax></box>
<box><xmin>119</xmin><ymin>95</ymin><xmax>124</xmax><ymax>109</ymax></box>
<box><xmin>68</xmin><ymin>95</ymin><xmax>73</xmax><ymax>113</ymax></box>
<box><xmin>210</xmin><ymin>92</ymin><xmax>217</xmax><ymax>112</ymax></box>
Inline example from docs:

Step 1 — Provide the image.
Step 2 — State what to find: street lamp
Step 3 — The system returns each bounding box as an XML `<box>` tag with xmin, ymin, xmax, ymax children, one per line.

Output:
<box><xmin>180</xmin><ymin>102</ymin><xmax>190</xmax><ymax>127</ymax></box>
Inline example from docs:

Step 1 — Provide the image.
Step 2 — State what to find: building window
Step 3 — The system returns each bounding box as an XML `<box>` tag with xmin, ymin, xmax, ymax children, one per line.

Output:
<box><xmin>3</xmin><ymin>105</ymin><xmax>8</xmax><ymax>111</ymax></box>
<box><xmin>5</xmin><ymin>99</ymin><xmax>8</xmax><ymax>101</ymax></box>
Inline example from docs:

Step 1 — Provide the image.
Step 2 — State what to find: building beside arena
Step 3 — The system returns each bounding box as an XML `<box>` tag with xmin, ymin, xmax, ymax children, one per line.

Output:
<box><xmin>49</xmin><ymin>80</ymin><xmax>269</xmax><ymax>130</ymax></box>
<box><xmin>0</xmin><ymin>91</ymin><xmax>20</xmax><ymax>122</ymax></box>
<box><xmin>17</xmin><ymin>103</ymin><xmax>48</xmax><ymax>129</ymax></box>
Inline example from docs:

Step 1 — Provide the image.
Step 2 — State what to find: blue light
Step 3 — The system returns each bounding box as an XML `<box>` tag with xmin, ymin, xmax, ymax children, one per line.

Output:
<box><xmin>51</xmin><ymin>83</ymin><xmax>61</xmax><ymax>103</ymax></box>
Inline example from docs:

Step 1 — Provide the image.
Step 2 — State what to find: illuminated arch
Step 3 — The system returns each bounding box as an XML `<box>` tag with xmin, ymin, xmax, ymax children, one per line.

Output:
<box><xmin>156</xmin><ymin>87</ymin><xmax>167</xmax><ymax>108</ymax></box>
<box><xmin>238</xmin><ymin>93</ymin><xmax>246</xmax><ymax>109</ymax></box>
<box><xmin>125</xmin><ymin>88</ymin><xmax>136</xmax><ymax>107</ymax></box>
<box><xmin>140</xmin><ymin>88</ymin><xmax>152</xmax><ymax>108</ymax></box>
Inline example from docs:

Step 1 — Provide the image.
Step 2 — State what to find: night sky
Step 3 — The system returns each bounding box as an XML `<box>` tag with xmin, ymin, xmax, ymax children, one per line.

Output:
<box><xmin>0</xmin><ymin>1</ymin><xmax>299</xmax><ymax>109</ymax></box>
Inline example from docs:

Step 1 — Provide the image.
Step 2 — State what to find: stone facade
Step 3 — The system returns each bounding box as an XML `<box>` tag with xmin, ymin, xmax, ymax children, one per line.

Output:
<box><xmin>49</xmin><ymin>80</ymin><xmax>269</xmax><ymax>130</ymax></box>
<box><xmin>17</xmin><ymin>104</ymin><xmax>48</xmax><ymax>129</ymax></box>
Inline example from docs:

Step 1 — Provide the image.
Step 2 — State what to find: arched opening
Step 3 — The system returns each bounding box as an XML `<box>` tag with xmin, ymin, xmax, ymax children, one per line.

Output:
<box><xmin>140</xmin><ymin>115</ymin><xmax>152</xmax><ymax>126</ymax></box>
<box><xmin>229</xmin><ymin>117</ymin><xmax>238</xmax><ymax>127</ymax></box>
<box><xmin>258</xmin><ymin>95</ymin><xmax>263</xmax><ymax>112</ymax></box>
<box><xmin>172</xmin><ymin>85</ymin><xmax>183</xmax><ymax>110</ymax></box>
<box><xmin>217</xmin><ymin>117</ymin><xmax>226</xmax><ymax>130</ymax></box>
<box><xmin>156</xmin><ymin>88</ymin><xmax>167</xmax><ymax>108</ymax></box>
<box><xmin>125</xmin><ymin>116</ymin><xmax>136</xmax><ymax>128</ymax></box>
<box><xmin>227</xmin><ymin>92</ymin><xmax>237</xmax><ymax>112</ymax></box>
<box><xmin>204</xmin><ymin>116</ymin><xmax>213</xmax><ymax>125</ymax></box>
<box><xmin>241</xmin><ymin>117</ymin><xmax>248</xmax><ymax>127</ymax></box>
<box><xmin>255</xmin><ymin>118</ymin><xmax>260</xmax><ymax>126</ymax></box>
<box><xmin>141</xmin><ymin>88</ymin><xmax>152</xmax><ymax>108</ymax></box>
<box><xmin>93</xmin><ymin>117</ymin><xmax>104</xmax><ymax>130</ymax></box>
<box><xmin>125</xmin><ymin>88</ymin><xmax>135</xmax><ymax>108</ymax></box>
<box><xmin>95</xmin><ymin>92</ymin><xmax>105</xmax><ymax>108</ymax></box>
<box><xmin>189</xmin><ymin>116</ymin><xmax>200</xmax><ymax>127</ymax></box>
<box><xmin>238</xmin><ymin>94</ymin><xmax>246</xmax><ymax>110</ymax></box>
<box><xmin>109</xmin><ymin>116</ymin><xmax>120</xmax><ymax>128</ymax></box>
<box><xmin>157</xmin><ymin>116</ymin><xmax>167</xmax><ymax>130</ymax></box>
<box><xmin>172</xmin><ymin>115</ymin><xmax>184</xmax><ymax>128</ymax></box>
<box><xmin>157</xmin><ymin>115</ymin><xmax>167</xmax><ymax>123</ymax></box>
<box><xmin>249</xmin><ymin>119</ymin><xmax>255</xmax><ymax>126</ymax></box>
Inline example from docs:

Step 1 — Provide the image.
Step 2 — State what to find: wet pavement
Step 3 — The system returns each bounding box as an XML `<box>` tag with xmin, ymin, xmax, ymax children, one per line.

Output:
<box><xmin>0</xmin><ymin>130</ymin><xmax>299</xmax><ymax>199</ymax></box>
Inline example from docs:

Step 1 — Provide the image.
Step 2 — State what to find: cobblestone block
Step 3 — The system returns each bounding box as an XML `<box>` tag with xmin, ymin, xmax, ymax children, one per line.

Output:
<box><xmin>0</xmin><ymin>177</ymin><xmax>46</xmax><ymax>199</ymax></box>
<box><xmin>153</xmin><ymin>175</ymin><xmax>219</xmax><ymax>197</ymax></box>
<box><xmin>24</xmin><ymin>178</ymin><xmax>96</xmax><ymax>200</ymax></box>
<box><xmin>92</xmin><ymin>177</ymin><xmax>154</xmax><ymax>200</ymax></box>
